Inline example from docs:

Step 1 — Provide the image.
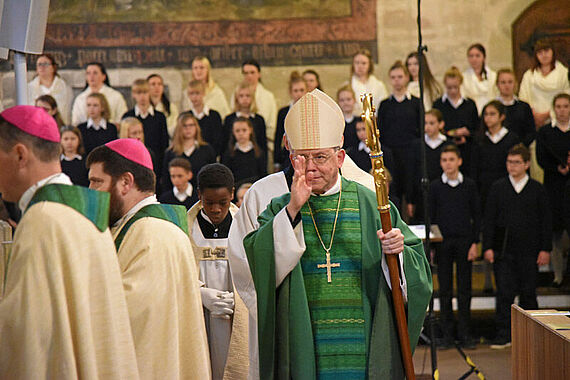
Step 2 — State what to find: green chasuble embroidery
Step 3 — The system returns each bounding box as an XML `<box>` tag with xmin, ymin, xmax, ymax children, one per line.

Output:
<box><xmin>300</xmin><ymin>181</ymin><xmax>367</xmax><ymax>379</ymax></box>
<box><xmin>114</xmin><ymin>203</ymin><xmax>189</xmax><ymax>250</ymax></box>
<box><xmin>27</xmin><ymin>184</ymin><xmax>109</xmax><ymax>232</ymax></box>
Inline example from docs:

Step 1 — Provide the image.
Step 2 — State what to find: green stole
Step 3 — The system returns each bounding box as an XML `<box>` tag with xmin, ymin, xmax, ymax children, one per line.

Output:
<box><xmin>27</xmin><ymin>184</ymin><xmax>109</xmax><ymax>232</ymax></box>
<box><xmin>300</xmin><ymin>180</ymin><xmax>367</xmax><ymax>378</ymax></box>
<box><xmin>114</xmin><ymin>204</ymin><xmax>189</xmax><ymax>250</ymax></box>
<box><xmin>244</xmin><ymin>177</ymin><xmax>432</xmax><ymax>379</ymax></box>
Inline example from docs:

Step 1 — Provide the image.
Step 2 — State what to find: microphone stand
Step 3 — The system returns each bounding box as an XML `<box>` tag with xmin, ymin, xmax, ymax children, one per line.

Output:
<box><xmin>416</xmin><ymin>0</ymin><xmax>438</xmax><ymax>378</ymax></box>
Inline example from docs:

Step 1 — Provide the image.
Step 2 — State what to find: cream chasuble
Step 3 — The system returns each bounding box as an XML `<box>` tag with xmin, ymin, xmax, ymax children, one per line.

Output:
<box><xmin>0</xmin><ymin>186</ymin><xmax>139</xmax><ymax>379</ymax></box>
<box><xmin>112</xmin><ymin>198</ymin><xmax>210</xmax><ymax>380</ymax></box>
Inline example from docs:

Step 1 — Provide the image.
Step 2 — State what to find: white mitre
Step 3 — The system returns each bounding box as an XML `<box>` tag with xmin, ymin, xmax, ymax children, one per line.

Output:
<box><xmin>284</xmin><ymin>89</ymin><xmax>345</xmax><ymax>150</ymax></box>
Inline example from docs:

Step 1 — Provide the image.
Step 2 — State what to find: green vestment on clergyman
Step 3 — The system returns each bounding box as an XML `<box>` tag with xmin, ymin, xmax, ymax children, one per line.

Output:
<box><xmin>244</xmin><ymin>177</ymin><xmax>432</xmax><ymax>379</ymax></box>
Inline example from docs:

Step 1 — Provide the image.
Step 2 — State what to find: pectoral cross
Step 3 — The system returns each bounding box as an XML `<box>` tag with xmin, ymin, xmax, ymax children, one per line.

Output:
<box><xmin>317</xmin><ymin>251</ymin><xmax>340</xmax><ymax>283</ymax></box>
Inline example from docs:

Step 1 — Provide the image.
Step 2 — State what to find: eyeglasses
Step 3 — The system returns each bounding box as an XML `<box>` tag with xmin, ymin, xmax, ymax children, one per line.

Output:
<box><xmin>37</xmin><ymin>62</ymin><xmax>52</xmax><ymax>67</ymax></box>
<box><xmin>292</xmin><ymin>148</ymin><xmax>339</xmax><ymax>165</ymax></box>
<box><xmin>506</xmin><ymin>159</ymin><xmax>524</xmax><ymax>165</ymax></box>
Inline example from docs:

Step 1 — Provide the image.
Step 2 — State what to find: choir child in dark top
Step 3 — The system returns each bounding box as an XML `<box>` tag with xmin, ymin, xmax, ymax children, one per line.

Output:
<box><xmin>185</xmin><ymin>79</ymin><xmax>224</xmax><ymax>157</ymax></box>
<box><xmin>158</xmin><ymin>158</ymin><xmax>198</xmax><ymax>210</ymax></box>
<box><xmin>223</xmin><ymin>82</ymin><xmax>267</xmax><ymax>162</ymax></box>
<box><xmin>536</xmin><ymin>93</ymin><xmax>570</xmax><ymax>287</ymax></box>
<box><xmin>274</xmin><ymin>72</ymin><xmax>307</xmax><ymax>171</ymax></box>
<box><xmin>122</xmin><ymin>79</ymin><xmax>169</xmax><ymax>175</ymax></box>
<box><xmin>423</xmin><ymin>109</ymin><xmax>451</xmax><ymax>183</ymax></box>
<box><xmin>471</xmin><ymin>100</ymin><xmax>520</xmax><ymax>207</ymax></box>
<box><xmin>337</xmin><ymin>85</ymin><xmax>359</xmax><ymax>150</ymax></box>
<box><xmin>77</xmin><ymin>93</ymin><xmax>118</xmax><ymax>155</ymax></box>
<box><xmin>222</xmin><ymin>117</ymin><xmax>266</xmax><ymax>186</ymax></box>
<box><xmin>429</xmin><ymin>144</ymin><xmax>481</xmax><ymax>349</ymax></box>
<box><xmin>433</xmin><ymin>67</ymin><xmax>479</xmax><ymax>176</ymax></box>
<box><xmin>162</xmin><ymin>113</ymin><xmax>216</xmax><ymax>193</ymax></box>
<box><xmin>484</xmin><ymin>144</ymin><xmax>552</xmax><ymax>348</ymax></box>
<box><xmin>346</xmin><ymin>119</ymin><xmax>394</xmax><ymax>175</ymax></box>
<box><xmin>377</xmin><ymin>60</ymin><xmax>421</xmax><ymax>217</ymax></box>
<box><xmin>495</xmin><ymin>68</ymin><xmax>536</xmax><ymax>146</ymax></box>
<box><xmin>59</xmin><ymin>126</ymin><xmax>89</xmax><ymax>187</ymax></box>
<box><xmin>410</xmin><ymin>109</ymin><xmax>450</xmax><ymax>223</ymax></box>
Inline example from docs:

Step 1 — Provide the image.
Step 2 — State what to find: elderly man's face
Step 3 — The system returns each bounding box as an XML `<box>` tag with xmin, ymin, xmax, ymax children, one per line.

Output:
<box><xmin>290</xmin><ymin>147</ymin><xmax>345</xmax><ymax>194</ymax></box>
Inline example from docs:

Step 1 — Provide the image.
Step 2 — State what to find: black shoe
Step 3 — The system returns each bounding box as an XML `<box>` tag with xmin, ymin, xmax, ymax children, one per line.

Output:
<box><xmin>490</xmin><ymin>337</ymin><xmax>511</xmax><ymax>349</ymax></box>
<box><xmin>483</xmin><ymin>287</ymin><xmax>494</xmax><ymax>295</ymax></box>
<box><xmin>552</xmin><ymin>280</ymin><xmax>563</xmax><ymax>288</ymax></box>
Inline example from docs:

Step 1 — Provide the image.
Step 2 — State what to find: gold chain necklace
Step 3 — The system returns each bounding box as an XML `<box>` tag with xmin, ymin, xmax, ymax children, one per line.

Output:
<box><xmin>307</xmin><ymin>180</ymin><xmax>342</xmax><ymax>283</ymax></box>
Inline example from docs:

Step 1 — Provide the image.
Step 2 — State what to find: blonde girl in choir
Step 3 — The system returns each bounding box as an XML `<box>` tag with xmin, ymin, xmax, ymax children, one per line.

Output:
<box><xmin>350</xmin><ymin>48</ymin><xmax>388</xmax><ymax>114</ymax></box>
<box><xmin>461</xmin><ymin>43</ymin><xmax>498</xmax><ymax>115</ymax></box>
<box><xmin>147</xmin><ymin>73</ymin><xmax>179</xmax><ymax>139</ymax></box>
<box><xmin>182</xmin><ymin>56</ymin><xmax>231</xmax><ymax>118</ymax></box>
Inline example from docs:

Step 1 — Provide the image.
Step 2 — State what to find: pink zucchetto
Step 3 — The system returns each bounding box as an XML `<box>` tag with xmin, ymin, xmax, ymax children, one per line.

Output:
<box><xmin>105</xmin><ymin>139</ymin><xmax>154</xmax><ymax>170</ymax></box>
<box><xmin>0</xmin><ymin>105</ymin><xmax>60</xmax><ymax>142</ymax></box>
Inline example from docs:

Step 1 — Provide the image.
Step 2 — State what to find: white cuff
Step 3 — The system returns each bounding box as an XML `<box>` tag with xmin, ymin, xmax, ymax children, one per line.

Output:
<box><xmin>273</xmin><ymin>207</ymin><xmax>306</xmax><ymax>287</ymax></box>
<box><xmin>381</xmin><ymin>252</ymin><xmax>408</xmax><ymax>302</ymax></box>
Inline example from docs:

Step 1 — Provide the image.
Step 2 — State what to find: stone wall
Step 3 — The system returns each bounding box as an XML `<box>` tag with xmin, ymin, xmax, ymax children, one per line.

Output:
<box><xmin>0</xmin><ymin>0</ymin><xmax>537</xmax><ymax>112</ymax></box>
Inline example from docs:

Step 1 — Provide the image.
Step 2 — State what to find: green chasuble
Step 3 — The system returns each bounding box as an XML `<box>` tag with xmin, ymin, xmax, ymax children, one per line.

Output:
<box><xmin>27</xmin><ymin>183</ymin><xmax>109</xmax><ymax>231</ymax></box>
<box><xmin>244</xmin><ymin>177</ymin><xmax>432</xmax><ymax>379</ymax></box>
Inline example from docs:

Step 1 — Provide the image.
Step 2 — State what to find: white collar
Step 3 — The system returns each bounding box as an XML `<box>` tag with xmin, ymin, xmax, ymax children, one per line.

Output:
<box><xmin>173</xmin><ymin>183</ymin><xmax>193</xmax><ymax>202</ymax></box>
<box><xmin>497</xmin><ymin>95</ymin><xmax>517</xmax><ymax>106</ymax></box>
<box><xmin>345</xmin><ymin>114</ymin><xmax>355</xmax><ymax>123</ymax></box>
<box><xmin>200</xmin><ymin>208</ymin><xmax>222</xmax><ymax>226</ymax></box>
<box><xmin>509</xmin><ymin>174</ymin><xmax>529</xmax><ymax>194</ymax></box>
<box><xmin>19</xmin><ymin>172</ymin><xmax>73</xmax><ymax>212</ymax></box>
<box><xmin>235</xmin><ymin>141</ymin><xmax>254</xmax><ymax>153</ymax></box>
<box><xmin>314</xmin><ymin>175</ymin><xmax>342</xmax><ymax>196</ymax></box>
<box><xmin>425</xmin><ymin>133</ymin><xmax>447</xmax><ymax>149</ymax></box>
<box><xmin>113</xmin><ymin>195</ymin><xmax>158</xmax><ymax>229</ymax></box>
<box><xmin>184</xmin><ymin>142</ymin><xmax>199</xmax><ymax>156</ymax></box>
<box><xmin>134</xmin><ymin>105</ymin><xmax>154</xmax><ymax>119</ymax></box>
<box><xmin>485</xmin><ymin>127</ymin><xmax>509</xmax><ymax>144</ymax></box>
<box><xmin>442</xmin><ymin>93</ymin><xmax>465</xmax><ymax>109</ymax></box>
<box><xmin>87</xmin><ymin>118</ymin><xmax>107</xmax><ymax>130</ymax></box>
<box><xmin>441</xmin><ymin>172</ymin><xmax>463</xmax><ymax>187</ymax></box>
<box><xmin>236</xmin><ymin>111</ymin><xmax>255</xmax><ymax>118</ymax></box>
<box><xmin>192</xmin><ymin>105</ymin><xmax>210</xmax><ymax>119</ymax></box>
<box><xmin>391</xmin><ymin>92</ymin><xmax>412</xmax><ymax>102</ymax></box>
<box><xmin>552</xmin><ymin>119</ymin><xmax>570</xmax><ymax>133</ymax></box>
<box><xmin>60</xmin><ymin>154</ymin><xmax>83</xmax><ymax>161</ymax></box>
<box><xmin>358</xmin><ymin>141</ymin><xmax>371</xmax><ymax>153</ymax></box>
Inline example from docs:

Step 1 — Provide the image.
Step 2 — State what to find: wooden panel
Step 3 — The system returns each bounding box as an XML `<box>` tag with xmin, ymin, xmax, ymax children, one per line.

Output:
<box><xmin>512</xmin><ymin>305</ymin><xmax>570</xmax><ymax>380</ymax></box>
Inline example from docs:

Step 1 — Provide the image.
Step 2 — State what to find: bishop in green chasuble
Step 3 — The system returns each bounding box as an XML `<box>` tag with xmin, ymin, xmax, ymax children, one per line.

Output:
<box><xmin>243</xmin><ymin>90</ymin><xmax>432</xmax><ymax>379</ymax></box>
